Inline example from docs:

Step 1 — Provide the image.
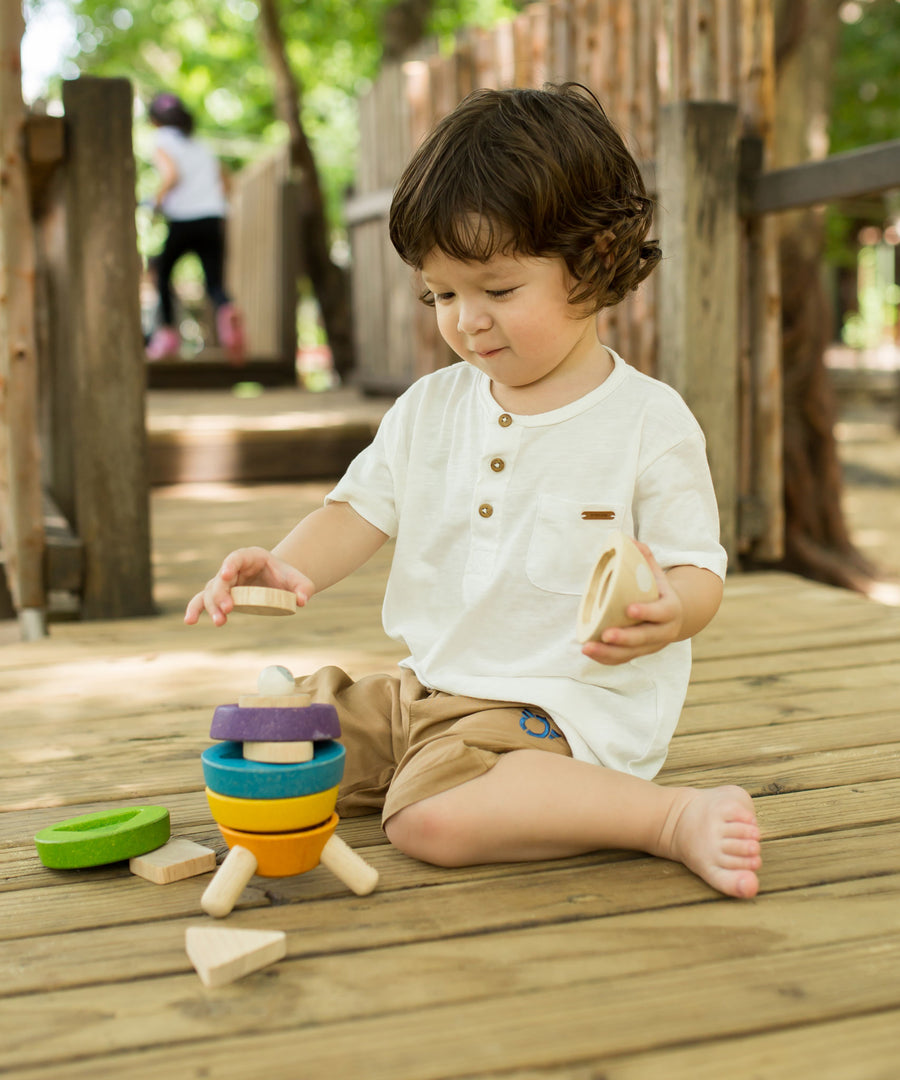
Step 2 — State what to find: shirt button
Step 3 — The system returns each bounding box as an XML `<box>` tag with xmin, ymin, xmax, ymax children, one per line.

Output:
<box><xmin>478</xmin><ymin>503</ymin><xmax>494</xmax><ymax>518</ymax></box>
<box><xmin>498</xmin><ymin>413</ymin><xmax>512</xmax><ymax>427</ymax></box>
<box><xmin>490</xmin><ymin>458</ymin><xmax>505</xmax><ymax>473</ymax></box>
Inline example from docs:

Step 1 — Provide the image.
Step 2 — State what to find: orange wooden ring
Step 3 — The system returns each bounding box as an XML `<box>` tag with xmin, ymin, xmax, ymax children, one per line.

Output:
<box><xmin>217</xmin><ymin>813</ymin><xmax>339</xmax><ymax>877</ymax></box>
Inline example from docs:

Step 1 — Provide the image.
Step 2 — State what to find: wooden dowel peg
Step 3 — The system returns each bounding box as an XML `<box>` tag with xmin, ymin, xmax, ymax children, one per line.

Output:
<box><xmin>201</xmin><ymin>845</ymin><xmax>258</xmax><ymax>918</ymax></box>
<box><xmin>319</xmin><ymin>834</ymin><xmax>379</xmax><ymax>896</ymax></box>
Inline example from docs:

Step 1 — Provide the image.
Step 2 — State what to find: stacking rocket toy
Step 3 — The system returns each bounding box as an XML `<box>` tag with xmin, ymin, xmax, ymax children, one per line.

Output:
<box><xmin>200</xmin><ymin>664</ymin><xmax>379</xmax><ymax>918</ymax></box>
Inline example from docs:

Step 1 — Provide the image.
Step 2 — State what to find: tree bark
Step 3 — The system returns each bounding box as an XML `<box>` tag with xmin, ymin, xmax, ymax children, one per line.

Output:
<box><xmin>382</xmin><ymin>0</ymin><xmax>434</xmax><ymax>61</ymax></box>
<box><xmin>770</xmin><ymin>0</ymin><xmax>879</xmax><ymax>589</ymax></box>
<box><xmin>0</xmin><ymin>2</ymin><xmax>46</xmax><ymax>634</ymax></box>
<box><xmin>256</xmin><ymin>0</ymin><xmax>354</xmax><ymax>378</ymax></box>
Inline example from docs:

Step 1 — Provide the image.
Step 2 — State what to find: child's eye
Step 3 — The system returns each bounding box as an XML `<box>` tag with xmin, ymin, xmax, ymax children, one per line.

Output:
<box><xmin>434</xmin><ymin>292</ymin><xmax>456</xmax><ymax>303</ymax></box>
<box><xmin>487</xmin><ymin>287</ymin><xmax>517</xmax><ymax>299</ymax></box>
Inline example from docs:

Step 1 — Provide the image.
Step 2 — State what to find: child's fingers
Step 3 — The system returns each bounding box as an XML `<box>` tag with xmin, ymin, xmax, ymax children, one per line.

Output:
<box><xmin>582</xmin><ymin>615</ymin><xmax>673</xmax><ymax>664</ymax></box>
<box><xmin>581</xmin><ymin>638</ymin><xmax>643</xmax><ymax>666</ymax></box>
<box><xmin>183</xmin><ymin>592</ymin><xmax>204</xmax><ymax>625</ymax></box>
<box><xmin>601</xmin><ymin>619</ymin><xmax>670</xmax><ymax>651</ymax></box>
<box><xmin>184</xmin><ymin>549</ymin><xmax>314</xmax><ymax>627</ymax></box>
<box><xmin>631</xmin><ymin>540</ymin><xmax>671</xmax><ymax>594</ymax></box>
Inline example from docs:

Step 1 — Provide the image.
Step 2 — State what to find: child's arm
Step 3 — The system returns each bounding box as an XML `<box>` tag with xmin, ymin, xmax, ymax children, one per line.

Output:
<box><xmin>184</xmin><ymin>501</ymin><xmax>388</xmax><ymax>627</ymax></box>
<box><xmin>581</xmin><ymin>541</ymin><xmax>723</xmax><ymax>666</ymax></box>
<box><xmin>152</xmin><ymin>147</ymin><xmax>179</xmax><ymax>210</ymax></box>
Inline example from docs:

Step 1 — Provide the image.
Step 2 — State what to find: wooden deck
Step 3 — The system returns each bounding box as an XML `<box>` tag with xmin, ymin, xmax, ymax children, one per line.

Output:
<box><xmin>2</xmin><ymin>472</ymin><xmax>900</xmax><ymax>1078</ymax></box>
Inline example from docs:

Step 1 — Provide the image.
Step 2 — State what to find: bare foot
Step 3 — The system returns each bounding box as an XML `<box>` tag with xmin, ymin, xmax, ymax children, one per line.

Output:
<box><xmin>658</xmin><ymin>785</ymin><xmax>761</xmax><ymax>898</ymax></box>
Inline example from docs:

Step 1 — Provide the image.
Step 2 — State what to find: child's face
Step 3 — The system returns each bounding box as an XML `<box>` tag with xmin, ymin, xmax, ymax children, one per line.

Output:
<box><xmin>420</xmin><ymin>248</ymin><xmax>609</xmax><ymax>409</ymax></box>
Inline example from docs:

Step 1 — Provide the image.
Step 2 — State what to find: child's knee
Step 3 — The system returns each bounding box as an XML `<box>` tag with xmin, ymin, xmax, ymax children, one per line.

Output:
<box><xmin>384</xmin><ymin>797</ymin><xmax>471</xmax><ymax>868</ymax></box>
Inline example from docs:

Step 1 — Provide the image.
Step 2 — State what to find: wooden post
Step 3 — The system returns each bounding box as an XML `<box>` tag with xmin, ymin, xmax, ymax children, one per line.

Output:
<box><xmin>61</xmin><ymin>77</ymin><xmax>153</xmax><ymax>618</ymax></box>
<box><xmin>738</xmin><ymin>0</ymin><xmax>783</xmax><ymax>561</ymax></box>
<box><xmin>656</xmin><ymin>101</ymin><xmax>741</xmax><ymax>564</ymax></box>
<box><xmin>0</xmin><ymin>3</ymin><xmax>46</xmax><ymax>638</ymax></box>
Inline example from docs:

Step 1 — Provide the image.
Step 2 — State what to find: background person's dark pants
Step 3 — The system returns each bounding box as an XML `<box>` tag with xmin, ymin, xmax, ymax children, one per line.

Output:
<box><xmin>156</xmin><ymin>216</ymin><xmax>230</xmax><ymax>325</ymax></box>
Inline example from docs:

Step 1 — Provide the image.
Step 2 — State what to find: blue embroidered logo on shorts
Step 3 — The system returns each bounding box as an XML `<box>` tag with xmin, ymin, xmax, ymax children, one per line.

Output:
<box><xmin>519</xmin><ymin>709</ymin><xmax>562</xmax><ymax>740</ymax></box>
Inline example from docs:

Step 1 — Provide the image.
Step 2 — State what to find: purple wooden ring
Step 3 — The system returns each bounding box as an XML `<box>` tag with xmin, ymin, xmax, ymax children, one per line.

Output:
<box><xmin>210</xmin><ymin>703</ymin><xmax>341</xmax><ymax>742</ymax></box>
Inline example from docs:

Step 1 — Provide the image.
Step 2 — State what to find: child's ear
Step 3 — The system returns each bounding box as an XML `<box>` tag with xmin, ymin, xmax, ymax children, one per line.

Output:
<box><xmin>593</xmin><ymin>230</ymin><xmax>617</xmax><ymax>268</ymax></box>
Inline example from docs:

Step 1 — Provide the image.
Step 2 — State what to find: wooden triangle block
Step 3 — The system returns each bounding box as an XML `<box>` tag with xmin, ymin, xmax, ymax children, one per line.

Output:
<box><xmin>185</xmin><ymin>926</ymin><xmax>287</xmax><ymax>988</ymax></box>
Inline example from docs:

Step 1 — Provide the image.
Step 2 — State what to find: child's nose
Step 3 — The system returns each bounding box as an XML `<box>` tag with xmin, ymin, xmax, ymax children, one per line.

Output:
<box><xmin>457</xmin><ymin>300</ymin><xmax>491</xmax><ymax>335</ymax></box>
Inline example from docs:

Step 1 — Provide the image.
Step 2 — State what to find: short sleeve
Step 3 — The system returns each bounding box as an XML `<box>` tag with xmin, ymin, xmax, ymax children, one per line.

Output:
<box><xmin>633</xmin><ymin>431</ymin><xmax>728</xmax><ymax>579</ymax></box>
<box><xmin>324</xmin><ymin>402</ymin><xmax>407</xmax><ymax>538</ymax></box>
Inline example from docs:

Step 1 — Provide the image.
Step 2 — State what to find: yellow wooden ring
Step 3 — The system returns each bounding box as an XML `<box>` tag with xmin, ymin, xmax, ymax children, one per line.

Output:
<box><xmin>217</xmin><ymin>814</ymin><xmax>339</xmax><ymax>877</ymax></box>
<box><xmin>205</xmin><ymin>785</ymin><xmax>338</xmax><ymax>833</ymax></box>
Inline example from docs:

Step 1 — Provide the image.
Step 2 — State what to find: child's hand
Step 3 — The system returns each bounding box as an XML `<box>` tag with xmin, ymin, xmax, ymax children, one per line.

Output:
<box><xmin>581</xmin><ymin>542</ymin><xmax>684</xmax><ymax>666</ymax></box>
<box><xmin>184</xmin><ymin>546</ymin><xmax>314</xmax><ymax>627</ymax></box>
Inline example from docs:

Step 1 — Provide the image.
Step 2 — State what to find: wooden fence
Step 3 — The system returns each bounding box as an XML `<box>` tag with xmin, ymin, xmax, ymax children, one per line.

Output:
<box><xmin>226</xmin><ymin>143</ymin><xmax>301</xmax><ymax>367</ymax></box>
<box><xmin>1</xmin><ymin>69</ymin><xmax>155</xmax><ymax>633</ymax></box>
<box><xmin>346</xmin><ymin>0</ymin><xmax>781</xmax><ymax>565</ymax></box>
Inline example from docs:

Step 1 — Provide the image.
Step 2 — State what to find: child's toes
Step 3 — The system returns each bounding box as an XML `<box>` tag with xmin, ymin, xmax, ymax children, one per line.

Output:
<box><xmin>722</xmin><ymin>836</ymin><xmax>761</xmax><ymax>858</ymax></box>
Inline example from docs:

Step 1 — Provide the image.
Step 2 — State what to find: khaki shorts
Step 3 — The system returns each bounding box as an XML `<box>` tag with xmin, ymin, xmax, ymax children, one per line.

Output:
<box><xmin>296</xmin><ymin>666</ymin><xmax>572</xmax><ymax>824</ymax></box>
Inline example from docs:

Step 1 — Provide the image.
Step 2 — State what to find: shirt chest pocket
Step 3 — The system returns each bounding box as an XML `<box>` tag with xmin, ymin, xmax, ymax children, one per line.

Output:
<box><xmin>525</xmin><ymin>495</ymin><xmax>627</xmax><ymax>595</ymax></box>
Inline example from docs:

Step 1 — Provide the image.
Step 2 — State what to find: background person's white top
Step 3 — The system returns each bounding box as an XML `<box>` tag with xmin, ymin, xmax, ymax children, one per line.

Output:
<box><xmin>327</xmin><ymin>351</ymin><xmax>727</xmax><ymax>778</ymax></box>
<box><xmin>155</xmin><ymin>126</ymin><xmax>227</xmax><ymax>221</ymax></box>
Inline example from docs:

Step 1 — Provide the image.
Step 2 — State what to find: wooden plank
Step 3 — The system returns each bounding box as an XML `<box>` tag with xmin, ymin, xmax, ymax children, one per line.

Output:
<box><xmin>690</xmin><ymin>637</ymin><xmax>900</xmax><ymax>685</ymax></box>
<box><xmin>8</xmin><ymin>929</ymin><xmax>900</xmax><ymax>1080</ymax></box>
<box><xmin>4</xmin><ymin>810</ymin><xmax>900</xmax><ymax>994</ymax></box>
<box><xmin>681</xmin><ymin>675</ymin><xmax>900</xmax><ymax>732</ymax></box>
<box><xmin>344</xmin><ymin>187</ymin><xmax>392</xmax><ymax>226</ymax></box>
<box><xmin>24</xmin><ymin>115</ymin><xmax>65</xmax><ymax>204</ymax></box>
<box><xmin>660</xmin><ymin>742</ymin><xmax>900</xmax><ymax>795</ymax></box>
<box><xmin>746</xmin><ymin>138</ymin><xmax>900</xmax><ymax>215</ymax></box>
<box><xmin>5</xmin><ymin>815</ymin><xmax>898</xmax><ymax>947</ymax></box>
<box><xmin>3</xmin><ymin>877</ymin><xmax>900</xmax><ymax>1071</ymax></box>
<box><xmin>61</xmin><ymin>76</ymin><xmax>153</xmax><ymax>619</ymax></box>
<box><xmin>594</xmin><ymin>1010</ymin><xmax>900</xmax><ymax>1080</ymax></box>
<box><xmin>656</xmin><ymin>101</ymin><xmax>741</xmax><ymax>562</ymax></box>
<box><xmin>666</xmin><ymin>712</ymin><xmax>900</xmax><ymax>772</ymax></box>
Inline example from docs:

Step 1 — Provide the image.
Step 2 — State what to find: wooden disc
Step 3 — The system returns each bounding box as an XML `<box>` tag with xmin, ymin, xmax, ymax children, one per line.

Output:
<box><xmin>229</xmin><ymin>586</ymin><xmax>296</xmax><ymax>616</ymax></box>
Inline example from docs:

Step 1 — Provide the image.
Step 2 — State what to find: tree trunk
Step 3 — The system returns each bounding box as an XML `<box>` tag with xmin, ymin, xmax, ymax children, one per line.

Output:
<box><xmin>0</xmin><ymin>2</ymin><xmax>46</xmax><ymax>635</ymax></box>
<box><xmin>771</xmin><ymin>0</ymin><xmax>879</xmax><ymax>589</ymax></box>
<box><xmin>256</xmin><ymin>0</ymin><xmax>354</xmax><ymax>378</ymax></box>
<box><xmin>382</xmin><ymin>0</ymin><xmax>434</xmax><ymax>61</ymax></box>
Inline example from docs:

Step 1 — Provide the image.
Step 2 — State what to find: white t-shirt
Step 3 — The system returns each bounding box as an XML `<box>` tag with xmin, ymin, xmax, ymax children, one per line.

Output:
<box><xmin>155</xmin><ymin>126</ymin><xmax>227</xmax><ymax>221</ymax></box>
<box><xmin>326</xmin><ymin>350</ymin><xmax>727</xmax><ymax>778</ymax></box>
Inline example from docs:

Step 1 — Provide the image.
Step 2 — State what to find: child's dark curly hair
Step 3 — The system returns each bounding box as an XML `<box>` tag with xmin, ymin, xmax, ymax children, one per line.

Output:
<box><xmin>389</xmin><ymin>83</ymin><xmax>660</xmax><ymax>312</ymax></box>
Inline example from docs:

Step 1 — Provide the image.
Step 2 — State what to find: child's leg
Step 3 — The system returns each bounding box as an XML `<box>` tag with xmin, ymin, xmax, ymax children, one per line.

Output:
<box><xmin>155</xmin><ymin>222</ymin><xmax>189</xmax><ymax>327</ymax></box>
<box><xmin>384</xmin><ymin>749</ymin><xmax>761</xmax><ymax>899</ymax></box>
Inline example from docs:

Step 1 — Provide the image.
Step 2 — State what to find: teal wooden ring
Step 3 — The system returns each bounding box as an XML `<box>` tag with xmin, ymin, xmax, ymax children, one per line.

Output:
<box><xmin>201</xmin><ymin>739</ymin><xmax>345</xmax><ymax>799</ymax></box>
<box><xmin>34</xmin><ymin>806</ymin><xmax>171</xmax><ymax>869</ymax></box>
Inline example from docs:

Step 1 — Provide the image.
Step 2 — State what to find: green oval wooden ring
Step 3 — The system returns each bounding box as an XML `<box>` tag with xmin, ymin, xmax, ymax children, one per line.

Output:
<box><xmin>34</xmin><ymin>806</ymin><xmax>171</xmax><ymax>869</ymax></box>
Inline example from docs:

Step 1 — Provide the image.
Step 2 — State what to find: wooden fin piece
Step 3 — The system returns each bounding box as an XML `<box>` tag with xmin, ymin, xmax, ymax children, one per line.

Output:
<box><xmin>185</xmin><ymin>926</ymin><xmax>287</xmax><ymax>988</ymax></box>
<box><xmin>200</xmin><ymin>845</ymin><xmax>258</xmax><ymax>918</ymax></box>
<box><xmin>129</xmin><ymin>837</ymin><xmax>217</xmax><ymax>884</ymax></box>
<box><xmin>319</xmin><ymin>834</ymin><xmax>380</xmax><ymax>896</ymax></box>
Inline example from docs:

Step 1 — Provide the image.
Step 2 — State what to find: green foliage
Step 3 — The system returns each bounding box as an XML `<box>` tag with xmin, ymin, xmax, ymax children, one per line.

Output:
<box><xmin>826</xmin><ymin>0</ymin><xmax>900</xmax><ymax>339</ymax></box>
<box><xmin>830</xmin><ymin>0</ymin><xmax>900</xmax><ymax>154</ymax></box>
<box><xmin>27</xmin><ymin>0</ymin><xmax>522</xmax><ymax>228</ymax></box>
